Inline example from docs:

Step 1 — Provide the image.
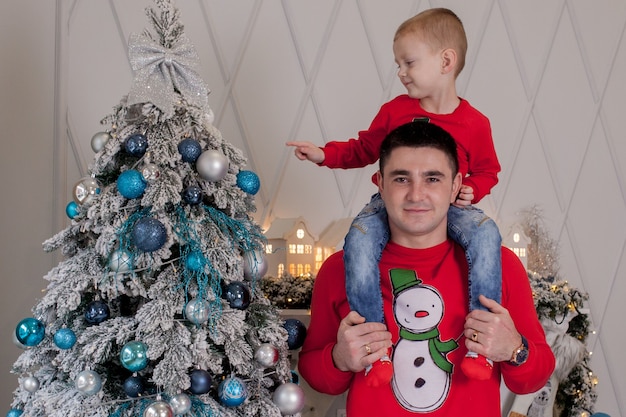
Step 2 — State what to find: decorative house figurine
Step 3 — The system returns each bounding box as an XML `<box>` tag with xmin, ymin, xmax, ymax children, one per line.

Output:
<box><xmin>503</xmin><ymin>223</ymin><xmax>531</xmax><ymax>269</ymax></box>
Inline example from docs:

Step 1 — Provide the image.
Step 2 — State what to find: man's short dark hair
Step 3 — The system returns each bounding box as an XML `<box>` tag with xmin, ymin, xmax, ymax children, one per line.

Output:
<box><xmin>379</xmin><ymin>121</ymin><xmax>459</xmax><ymax>176</ymax></box>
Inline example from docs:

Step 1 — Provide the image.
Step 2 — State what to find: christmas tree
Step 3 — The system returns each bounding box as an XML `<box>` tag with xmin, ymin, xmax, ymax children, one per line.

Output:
<box><xmin>8</xmin><ymin>1</ymin><xmax>304</xmax><ymax>416</ymax></box>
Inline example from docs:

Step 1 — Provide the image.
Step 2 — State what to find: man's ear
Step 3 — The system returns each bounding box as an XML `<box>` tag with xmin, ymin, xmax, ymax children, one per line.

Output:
<box><xmin>376</xmin><ymin>170</ymin><xmax>384</xmax><ymax>192</ymax></box>
<box><xmin>450</xmin><ymin>172</ymin><xmax>462</xmax><ymax>203</ymax></box>
<box><xmin>441</xmin><ymin>48</ymin><xmax>457</xmax><ymax>75</ymax></box>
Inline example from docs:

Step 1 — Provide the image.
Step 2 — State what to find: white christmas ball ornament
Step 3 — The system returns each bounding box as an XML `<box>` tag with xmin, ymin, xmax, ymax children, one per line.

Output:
<box><xmin>184</xmin><ymin>298</ymin><xmax>210</xmax><ymax>325</ymax></box>
<box><xmin>196</xmin><ymin>150</ymin><xmax>228</xmax><ymax>182</ymax></box>
<box><xmin>75</xmin><ymin>370</ymin><xmax>102</xmax><ymax>395</ymax></box>
<box><xmin>272</xmin><ymin>382</ymin><xmax>305</xmax><ymax>415</ymax></box>
<box><xmin>169</xmin><ymin>393</ymin><xmax>192</xmax><ymax>415</ymax></box>
<box><xmin>23</xmin><ymin>376</ymin><xmax>40</xmax><ymax>392</ymax></box>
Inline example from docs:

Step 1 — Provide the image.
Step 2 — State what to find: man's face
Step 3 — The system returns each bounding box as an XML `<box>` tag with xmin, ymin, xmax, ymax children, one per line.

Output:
<box><xmin>377</xmin><ymin>145</ymin><xmax>461</xmax><ymax>249</ymax></box>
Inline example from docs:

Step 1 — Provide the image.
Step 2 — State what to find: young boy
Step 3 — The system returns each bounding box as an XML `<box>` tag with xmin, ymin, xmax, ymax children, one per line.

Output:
<box><xmin>287</xmin><ymin>8</ymin><xmax>502</xmax><ymax>385</ymax></box>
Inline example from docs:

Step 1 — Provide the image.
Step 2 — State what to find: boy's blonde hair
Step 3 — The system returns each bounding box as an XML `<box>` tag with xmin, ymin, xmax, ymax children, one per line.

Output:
<box><xmin>394</xmin><ymin>8</ymin><xmax>468</xmax><ymax>76</ymax></box>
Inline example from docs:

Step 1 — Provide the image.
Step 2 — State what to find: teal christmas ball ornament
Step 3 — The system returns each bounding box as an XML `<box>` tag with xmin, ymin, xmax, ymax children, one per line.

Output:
<box><xmin>120</xmin><ymin>340</ymin><xmax>149</xmax><ymax>372</ymax></box>
<box><xmin>236</xmin><ymin>170</ymin><xmax>260</xmax><ymax>195</ymax></box>
<box><xmin>91</xmin><ymin>131</ymin><xmax>111</xmax><ymax>152</ymax></box>
<box><xmin>196</xmin><ymin>149</ymin><xmax>229</xmax><ymax>182</ymax></box>
<box><xmin>53</xmin><ymin>327</ymin><xmax>77</xmax><ymax>350</ymax></box>
<box><xmin>189</xmin><ymin>369</ymin><xmax>212</xmax><ymax>395</ymax></box>
<box><xmin>223</xmin><ymin>281</ymin><xmax>251</xmax><ymax>310</ymax></box>
<box><xmin>16</xmin><ymin>318</ymin><xmax>46</xmax><ymax>347</ymax></box>
<box><xmin>169</xmin><ymin>393</ymin><xmax>192</xmax><ymax>415</ymax></box>
<box><xmin>182</xmin><ymin>185</ymin><xmax>203</xmax><ymax>205</ymax></box>
<box><xmin>123</xmin><ymin>375</ymin><xmax>145</xmax><ymax>398</ymax></box>
<box><xmin>184</xmin><ymin>298</ymin><xmax>210</xmax><ymax>325</ymax></box>
<box><xmin>84</xmin><ymin>300</ymin><xmax>110</xmax><ymax>325</ymax></box>
<box><xmin>185</xmin><ymin>250</ymin><xmax>205</xmax><ymax>272</ymax></box>
<box><xmin>272</xmin><ymin>382</ymin><xmax>305</xmax><ymax>415</ymax></box>
<box><xmin>75</xmin><ymin>370</ymin><xmax>102</xmax><ymax>395</ymax></box>
<box><xmin>132</xmin><ymin>217</ymin><xmax>167</xmax><ymax>252</ymax></box>
<box><xmin>7</xmin><ymin>409</ymin><xmax>23</xmax><ymax>417</ymax></box>
<box><xmin>66</xmin><ymin>201</ymin><xmax>80</xmax><ymax>219</ymax></box>
<box><xmin>283</xmin><ymin>318</ymin><xmax>307</xmax><ymax>350</ymax></box>
<box><xmin>109</xmin><ymin>249</ymin><xmax>133</xmax><ymax>273</ymax></box>
<box><xmin>124</xmin><ymin>133</ymin><xmax>148</xmax><ymax>157</ymax></box>
<box><xmin>218</xmin><ymin>376</ymin><xmax>248</xmax><ymax>407</ymax></box>
<box><xmin>73</xmin><ymin>177</ymin><xmax>101</xmax><ymax>205</ymax></box>
<box><xmin>178</xmin><ymin>138</ymin><xmax>202</xmax><ymax>163</ymax></box>
<box><xmin>117</xmin><ymin>169</ymin><xmax>147</xmax><ymax>199</ymax></box>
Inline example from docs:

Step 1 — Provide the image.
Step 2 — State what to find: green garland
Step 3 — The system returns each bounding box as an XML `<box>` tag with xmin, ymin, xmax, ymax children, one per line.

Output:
<box><xmin>261</xmin><ymin>273</ymin><xmax>315</xmax><ymax>309</ymax></box>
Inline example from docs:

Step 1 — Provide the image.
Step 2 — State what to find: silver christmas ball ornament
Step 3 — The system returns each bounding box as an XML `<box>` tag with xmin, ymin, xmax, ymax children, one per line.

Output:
<box><xmin>109</xmin><ymin>249</ymin><xmax>132</xmax><ymax>272</ymax></box>
<box><xmin>254</xmin><ymin>343</ymin><xmax>280</xmax><ymax>368</ymax></box>
<box><xmin>243</xmin><ymin>250</ymin><xmax>268</xmax><ymax>280</ymax></box>
<box><xmin>75</xmin><ymin>370</ymin><xmax>102</xmax><ymax>395</ymax></box>
<box><xmin>142</xmin><ymin>163</ymin><xmax>160</xmax><ymax>182</ymax></box>
<box><xmin>272</xmin><ymin>382</ymin><xmax>305</xmax><ymax>415</ymax></box>
<box><xmin>73</xmin><ymin>177</ymin><xmax>102</xmax><ymax>205</ymax></box>
<box><xmin>23</xmin><ymin>376</ymin><xmax>40</xmax><ymax>392</ymax></box>
<box><xmin>196</xmin><ymin>150</ymin><xmax>229</xmax><ymax>182</ymax></box>
<box><xmin>91</xmin><ymin>132</ymin><xmax>111</xmax><ymax>153</ymax></box>
<box><xmin>169</xmin><ymin>393</ymin><xmax>192</xmax><ymax>415</ymax></box>
<box><xmin>144</xmin><ymin>400</ymin><xmax>174</xmax><ymax>417</ymax></box>
<box><xmin>184</xmin><ymin>298</ymin><xmax>210</xmax><ymax>325</ymax></box>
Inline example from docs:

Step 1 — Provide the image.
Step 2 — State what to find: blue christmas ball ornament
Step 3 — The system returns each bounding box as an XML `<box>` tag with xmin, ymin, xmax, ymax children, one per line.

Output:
<box><xmin>178</xmin><ymin>138</ymin><xmax>203</xmax><ymax>163</ymax></box>
<box><xmin>117</xmin><ymin>170</ymin><xmax>147</xmax><ymax>199</ymax></box>
<box><xmin>7</xmin><ymin>409</ymin><xmax>23</xmax><ymax>417</ymax></box>
<box><xmin>218</xmin><ymin>376</ymin><xmax>248</xmax><ymax>407</ymax></box>
<box><xmin>84</xmin><ymin>300</ymin><xmax>110</xmax><ymax>325</ymax></box>
<box><xmin>132</xmin><ymin>217</ymin><xmax>167</xmax><ymax>252</ymax></box>
<box><xmin>54</xmin><ymin>327</ymin><xmax>77</xmax><ymax>350</ymax></box>
<box><xmin>182</xmin><ymin>185</ymin><xmax>203</xmax><ymax>205</ymax></box>
<box><xmin>123</xmin><ymin>375</ymin><xmax>145</xmax><ymax>398</ymax></box>
<box><xmin>224</xmin><ymin>281</ymin><xmax>251</xmax><ymax>310</ymax></box>
<box><xmin>66</xmin><ymin>201</ymin><xmax>80</xmax><ymax>219</ymax></box>
<box><xmin>16</xmin><ymin>318</ymin><xmax>46</xmax><ymax>347</ymax></box>
<box><xmin>236</xmin><ymin>170</ymin><xmax>260</xmax><ymax>195</ymax></box>
<box><xmin>120</xmin><ymin>340</ymin><xmax>149</xmax><ymax>372</ymax></box>
<box><xmin>124</xmin><ymin>133</ymin><xmax>148</xmax><ymax>157</ymax></box>
<box><xmin>283</xmin><ymin>318</ymin><xmax>307</xmax><ymax>350</ymax></box>
<box><xmin>185</xmin><ymin>250</ymin><xmax>205</xmax><ymax>272</ymax></box>
<box><xmin>189</xmin><ymin>369</ymin><xmax>212</xmax><ymax>395</ymax></box>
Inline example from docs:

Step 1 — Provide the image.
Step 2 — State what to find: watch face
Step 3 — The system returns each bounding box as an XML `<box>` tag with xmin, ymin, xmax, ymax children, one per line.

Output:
<box><xmin>515</xmin><ymin>348</ymin><xmax>529</xmax><ymax>364</ymax></box>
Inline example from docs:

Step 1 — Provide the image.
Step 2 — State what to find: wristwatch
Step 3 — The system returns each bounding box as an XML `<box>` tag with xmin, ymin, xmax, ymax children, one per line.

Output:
<box><xmin>509</xmin><ymin>335</ymin><xmax>529</xmax><ymax>366</ymax></box>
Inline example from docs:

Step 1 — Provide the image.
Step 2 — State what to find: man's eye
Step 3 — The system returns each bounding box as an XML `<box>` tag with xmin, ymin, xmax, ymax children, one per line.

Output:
<box><xmin>427</xmin><ymin>177</ymin><xmax>440</xmax><ymax>183</ymax></box>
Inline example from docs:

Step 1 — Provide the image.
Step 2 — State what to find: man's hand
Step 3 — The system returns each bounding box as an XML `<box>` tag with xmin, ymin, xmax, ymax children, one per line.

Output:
<box><xmin>286</xmin><ymin>141</ymin><xmax>325</xmax><ymax>164</ymax></box>
<box><xmin>453</xmin><ymin>184</ymin><xmax>474</xmax><ymax>207</ymax></box>
<box><xmin>463</xmin><ymin>295</ymin><xmax>523</xmax><ymax>363</ymax></box>
<box><xmin>332</xmin><ymin>311</ymin><xmax>393</xmax><ymax>372</ymax></box>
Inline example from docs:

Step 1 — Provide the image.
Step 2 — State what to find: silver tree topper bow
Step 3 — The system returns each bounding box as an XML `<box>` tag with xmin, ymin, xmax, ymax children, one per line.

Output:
<box><xmin>126</xmin><ymin>32</ymin><xmax>210</xmax><ymax>117</ymax></box>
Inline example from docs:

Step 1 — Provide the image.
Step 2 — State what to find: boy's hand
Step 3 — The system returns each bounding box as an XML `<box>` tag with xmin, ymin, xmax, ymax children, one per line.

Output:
<box><xmin>453</xmin><ymin>185</ymin><xmax>474</xmax><ymax>207</ymax></box>
<box><xmin>286</xmin><ymin>141</ymin><xmax>325</xmax><ymax>164</ymax></box>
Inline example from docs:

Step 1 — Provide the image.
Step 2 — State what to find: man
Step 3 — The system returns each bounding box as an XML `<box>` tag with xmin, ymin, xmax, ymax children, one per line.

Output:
<box><xmin>298</xmin><ymin>121</ymin><xmax>555</xmax><ymax>416</ymax></box>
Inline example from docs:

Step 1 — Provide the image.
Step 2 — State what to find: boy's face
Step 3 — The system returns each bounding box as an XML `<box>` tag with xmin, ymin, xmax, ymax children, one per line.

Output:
<box><xmin>377</xmin><ymin>145</ymin><xmax>461</xmax><ymax>249</ymax></box>
<box><xmin>393</xmin><ymin>33</ymin><xmax>445</xmax><ymax>99</ymax></box>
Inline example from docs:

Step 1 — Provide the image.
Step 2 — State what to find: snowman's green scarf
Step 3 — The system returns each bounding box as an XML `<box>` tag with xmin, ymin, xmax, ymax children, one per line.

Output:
<box><xmin>399</xmin><ymin>328</ymin><xmax>458</xmax><ymax>373</ymax></box>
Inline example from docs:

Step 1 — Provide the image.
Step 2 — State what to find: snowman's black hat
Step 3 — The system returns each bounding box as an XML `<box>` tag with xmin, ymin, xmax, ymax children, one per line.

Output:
<box><xmin>390</xmin><ymin>268</ymin><xmax>423</xmax><ymax>295</ymax></box>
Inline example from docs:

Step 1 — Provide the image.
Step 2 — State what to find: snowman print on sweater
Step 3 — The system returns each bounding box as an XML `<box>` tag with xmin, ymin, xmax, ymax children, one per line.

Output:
<box><xmin>390</xmin><ymin>269</ymin><xmax>458</xmax><ymax>412</ymax></box>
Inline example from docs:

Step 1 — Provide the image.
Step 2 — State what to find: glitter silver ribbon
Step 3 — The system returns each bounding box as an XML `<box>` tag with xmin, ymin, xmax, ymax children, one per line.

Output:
<box><xmin>126</xmin><ymin>33</ymin><xmax>210</xmax><ymax>117</ymax></box>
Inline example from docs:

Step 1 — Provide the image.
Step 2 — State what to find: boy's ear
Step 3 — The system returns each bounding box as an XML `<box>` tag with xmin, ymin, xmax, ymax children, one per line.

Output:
<box><xmin>441</xmin><ymin>48</ymin><xmax>457</xmax><ymax>75</ymax></box>
<box><xmin>450</xmin><ymin>172</ymin><xmax>462</xmax><ymax>203</ymax></box>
